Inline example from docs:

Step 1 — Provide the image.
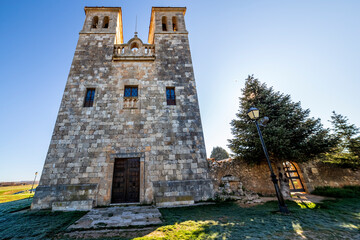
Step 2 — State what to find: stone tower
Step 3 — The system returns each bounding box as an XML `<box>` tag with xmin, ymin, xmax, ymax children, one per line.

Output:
<box><xmin>32</xmin><ymin>6</ymin><xmax>213</xmax><ymax>210</ymax></box>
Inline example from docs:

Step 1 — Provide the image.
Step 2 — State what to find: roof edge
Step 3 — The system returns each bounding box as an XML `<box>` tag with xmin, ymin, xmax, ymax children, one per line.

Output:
<box><xmin>151</xmin><ymin>7</ymin><xmax>186</xmax><ymax>14</ymax></box>
<box><xmin>84</xmin><ymin>6</ymin><xmax>122</xmax><ymax>13</ymax></box>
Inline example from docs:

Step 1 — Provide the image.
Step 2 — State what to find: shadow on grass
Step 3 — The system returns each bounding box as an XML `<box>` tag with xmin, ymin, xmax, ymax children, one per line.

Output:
<box><xmin>135</xmin><ymin>198</ymin><xmax>360</xmax><ymax>240</ymax></box>
<box><xmin>0</xmin><ymin>199</ymin><xmax>87</xmax><ymax>240</ymax></box>
<box><xmin>1</xmin><ymin>196</ymin><xmax>359</xmax><ymax>239</ymax></box>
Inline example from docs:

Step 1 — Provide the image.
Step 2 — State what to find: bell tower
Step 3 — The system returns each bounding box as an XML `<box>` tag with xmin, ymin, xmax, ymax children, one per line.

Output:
<box><xmin>81</xmin><ymin>7</ymin><xmax>123</xmax><ymax>43</ymax></box>
<box><xmin>146</xmin><ymin>7</ymin><xmax>213</xmax><ymax>206</ymax></box>
<box><xmin>148</xmin><ymin>7</ymin><xmax>187</xmax><ymax>44</ymax></box>
<box><xmin>32</xmin><ymin>6</ymin><xmax>213</xmax><ymax>210</ymax></box>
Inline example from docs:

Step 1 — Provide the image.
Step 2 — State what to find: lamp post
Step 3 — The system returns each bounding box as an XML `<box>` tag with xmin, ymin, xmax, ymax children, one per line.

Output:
<box><xmin>30</xmin><ymin>172</ymin><xmax>38</xmax><ymax>193</ymax></box>
<box><xmin>247</xmin><ymin>107</ymin><xmax>289</xmax><ymax>214</ymax></box>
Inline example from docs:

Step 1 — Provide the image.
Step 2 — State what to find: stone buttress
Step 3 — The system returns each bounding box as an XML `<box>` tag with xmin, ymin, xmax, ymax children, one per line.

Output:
<box><xmin>32</xmin><ymin>6</ymin><xmax>213</xmax><ymax>210</ymax></box>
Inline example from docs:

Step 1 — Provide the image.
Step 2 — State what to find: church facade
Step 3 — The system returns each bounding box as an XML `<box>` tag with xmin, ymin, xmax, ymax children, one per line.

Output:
<box><xmin>32</xmin><ymin>6</ymin><xmax>213</xmax><ymax>210</ymax></box>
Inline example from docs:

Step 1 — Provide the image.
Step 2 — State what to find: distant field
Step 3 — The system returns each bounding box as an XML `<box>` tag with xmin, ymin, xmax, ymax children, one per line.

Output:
<box><xmin>0</xmin><ymin>184</ymin><xmax>37</xmax><ymax>203</ymax></box>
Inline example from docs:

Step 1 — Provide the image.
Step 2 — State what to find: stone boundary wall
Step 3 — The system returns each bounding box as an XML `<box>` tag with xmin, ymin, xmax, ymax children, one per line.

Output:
<box><xmin>209</xmin><ymin>159</ymin><xmax>276</xmax><ymax>196</ymax></box>
<box><xmin>298</xmin><ymin>161</ymin><xmax>360</xmax><ymax>192</ymax></box>
<box><xmin>208</xmin><ymin>159</ymin><xmax>360</xmax><ymax>196</ymax></box>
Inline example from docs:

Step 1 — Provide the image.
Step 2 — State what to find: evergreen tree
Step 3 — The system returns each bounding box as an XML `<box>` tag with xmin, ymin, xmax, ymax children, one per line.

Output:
<box><xmin>228</xmin><ymin>75</ymin><xmax>335</xmax><ymax>164</ymax></box>
<box><xmin>210</xmin><ymin>146</ymin><xmax>229</xmax><ymax>160</ymax></box>
<box><xmin>326</xmin><ymin>111</ymin><xmax>360</xmax><ymax>167</ymax></box>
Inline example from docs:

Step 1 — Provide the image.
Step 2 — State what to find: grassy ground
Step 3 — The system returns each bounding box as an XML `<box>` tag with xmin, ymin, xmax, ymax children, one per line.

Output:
<box><xmin>0</xmin><ymin>187</ymin><xmax>359</xmax><ymax>239</ymax></box>
<box><xmin>0</xmin><ymin>184</ymin><xmax>37</xmax><ymax>203</ymax></box>
<box><xmin>134</xmin><ymin>198</ymin><xmax>360</xmax><ymax>240</ymax></box>
<box><xmin>311</xmin><ymin>185</ymin><xmax>360</xmax><ymax>198</ymax></box>
<box><xmin>0</xmin><ymin>199</ymin><xmax>87</xmax><ymax>239</ymax></box>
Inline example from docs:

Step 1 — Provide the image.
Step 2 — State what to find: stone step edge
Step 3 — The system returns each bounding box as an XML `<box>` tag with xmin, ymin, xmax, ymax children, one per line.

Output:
<box><xmin>64</xmin><ymin>221</ymin><xmax>163</xmax><ymax>233</ymax></box>
<box><xmin>157</xmin><ymin>201</ymin><xmax>216</xmax><ymax>209</ymax></box>
<box><xmin>60</xmin><ymin>226</ymin><xmax>157</xmax><ymax>239</ymax></box>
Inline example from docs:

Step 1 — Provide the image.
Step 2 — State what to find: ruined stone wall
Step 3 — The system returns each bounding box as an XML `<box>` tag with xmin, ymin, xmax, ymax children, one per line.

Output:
<box><xmin>209</xmin><ymin>159</ymin><xmax>277</xmax><ymax>196</ymax></box>
<box><xmin>209</xmin><ymin>159</ymin><xmax>360</xmax><ymax>196</ymax></box>
<box><xmin>298</xmin><ymin>161</ymin><xmax>360</xmax><ymax>192</ymax></box>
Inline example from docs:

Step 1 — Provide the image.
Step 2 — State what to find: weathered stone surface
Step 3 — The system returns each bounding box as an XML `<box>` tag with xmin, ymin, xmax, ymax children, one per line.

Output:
<box><xmin>52</xmin><ymin>200</ymin><xmax>94</xmax><ymax>211</ymax></box>
<box><xmin>299</xmin><ymin>160</ymin><xmax>360</xmax><ymax>192</ymax></box>
<box><xmin>32</xmin><ymin>6</ymin><xmax>213</xmax><ymax>210</ymax></box>
<box><xmin>209</xmin><ymin>158</ymin><xmax>360</xmax><ymax>196</ymax></box>
<box><xmin>68</xmin><ymin>206</ymin><xmax>162</xmax><ymax>229</ymax></box>
<box><xmin>155</xmin><ymin>195</ymin><xmax>194</xmax><ymax>207</ymax></box>
<box><xmin>209</xmin><ymin>158</ymin><xmax>277</xmax><ymax>196</ymax></box>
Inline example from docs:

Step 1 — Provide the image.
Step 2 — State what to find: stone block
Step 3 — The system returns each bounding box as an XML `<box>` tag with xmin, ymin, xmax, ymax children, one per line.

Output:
<box><xmin>52</xmin><ymin>200</ymin><xmax>94</xmax><ymax>211</ymax></box>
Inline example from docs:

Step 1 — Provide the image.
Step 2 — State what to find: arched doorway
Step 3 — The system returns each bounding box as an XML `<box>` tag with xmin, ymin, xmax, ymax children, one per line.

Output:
<box><xmin>283</xmin><ymin>161</ymin><xmax>306</xmax><ymax>193</ymax></box>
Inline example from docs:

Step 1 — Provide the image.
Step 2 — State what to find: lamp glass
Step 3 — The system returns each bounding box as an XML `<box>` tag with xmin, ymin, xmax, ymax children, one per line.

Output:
<box><xmin>247</xmin><ymin>108</ymin><xmax>259</xmax><ymax>120</ymax></box>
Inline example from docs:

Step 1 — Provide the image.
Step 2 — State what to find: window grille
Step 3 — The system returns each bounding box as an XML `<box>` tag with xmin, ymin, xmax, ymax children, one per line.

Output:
<box><xmin>84</xmin><ymin>88</ymin><xmax>95</xmax><ymax>107</ymax></box>
<box><xmin>124</xmin><ymin>86</ymin><xmax>138</xmax><ymax>97</ymax></box>
<box><xmin>166</xmin><ymin>87</ymin><xmax>176</xmax><ymax>105</ymax></box>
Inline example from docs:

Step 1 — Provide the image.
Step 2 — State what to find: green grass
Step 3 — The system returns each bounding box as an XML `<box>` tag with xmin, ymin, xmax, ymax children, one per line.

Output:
<box><xmin>135</xmin><ymin>197</ymin><xmax>360</xmax><ymax>239</ymax></box>
<box><xmin>311</xmin><ymin>185</ymin><xmax>360</xmax><ymax>198</ymax></box>
<box><xmin>0</xmin><ymin>185</ymin><xmax>37</xmax><ymax>203</ymax></box>
<box><xmin>0</xmin><ymin>199</ymin><xmax>87</xmax><ymax>239</ymax></box>
<box><xmin>1</xmin><ymin>188</ymin><xmax>360</xmax><ymax>239</ymax></box>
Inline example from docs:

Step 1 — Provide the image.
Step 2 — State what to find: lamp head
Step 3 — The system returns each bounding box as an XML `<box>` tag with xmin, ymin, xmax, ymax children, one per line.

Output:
<box><xmin>247</xmin><ymin>107</ymin><xmax>259</xmax><ymax>120</ymax></box>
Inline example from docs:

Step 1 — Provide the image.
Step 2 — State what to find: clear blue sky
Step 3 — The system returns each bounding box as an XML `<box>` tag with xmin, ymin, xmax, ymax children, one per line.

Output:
<box><xmin>1</xmin><ymin>0</ymin><xmax>360</xmax><ymax>181</ymax></box>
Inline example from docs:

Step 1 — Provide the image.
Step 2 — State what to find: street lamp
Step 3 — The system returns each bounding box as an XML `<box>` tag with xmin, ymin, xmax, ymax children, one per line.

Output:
<box><xmin>30</xmin><ymin>172</ymin><xmax>38</xmax><ymax>193</ymax></box>
<box><xmin>247</xmin><ymin>107</ymin><xmax>290</xmax><ymax>214</ymax></box>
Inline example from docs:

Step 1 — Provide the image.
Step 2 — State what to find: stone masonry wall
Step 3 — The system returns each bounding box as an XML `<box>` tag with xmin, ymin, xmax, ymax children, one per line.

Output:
<box><xmin>298</xmin><ymin>161</ymin><xmax>360</xmax><ymax>192</ymax></box>
<box><xmin>32</xmin><ymin>7</ymin><xmax>213</xmax><ymax>210</ymax></box>
<box><xmin>209</xmin><ymin>158</ymin><xmax>360</xmax><ymax>196</ymax></box>
<box><xmin>209</xmin><ymin>159</ymin><xmax>277</xmax><ymax>196</ymax></box>
<box><xmin>149</xmin><ymin>9</ymin><xmax>213</xmax><ymax>203</ymax></box>
<box><xmin>33</xmin><ymin>18</ymin><xmax>118</xmax><ymax>209</ymax></box>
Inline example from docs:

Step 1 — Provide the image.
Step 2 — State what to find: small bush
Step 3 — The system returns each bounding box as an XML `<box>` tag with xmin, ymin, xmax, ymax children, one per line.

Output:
<box><xmin>311</xmin><ymin>186</ymin><xmax>360</xmax><ymax>198</ymax></box>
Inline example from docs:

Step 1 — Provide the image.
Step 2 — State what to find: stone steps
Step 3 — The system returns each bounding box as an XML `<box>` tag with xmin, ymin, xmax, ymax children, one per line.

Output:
<box><xmin>67</xmin><ymin>205</ymin><xmax>162</xmax><ymax>230</ymax></box>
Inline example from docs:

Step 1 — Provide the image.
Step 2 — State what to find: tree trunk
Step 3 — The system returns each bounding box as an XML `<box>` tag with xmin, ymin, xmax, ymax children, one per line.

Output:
<box><xmin>277</xmin><ymin>163</ymin><xmax>291</xmax><ymax>199</ymax></box>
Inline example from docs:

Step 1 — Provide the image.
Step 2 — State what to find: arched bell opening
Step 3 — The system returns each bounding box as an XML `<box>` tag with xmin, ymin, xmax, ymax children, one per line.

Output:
<box><xmin>162</xmin><ymin>16</ymin><xmax>167</xmax><ymax>31</ymax></box>
<box><xmin>172</xmin><ymin>16</ymin><xmax>178</xmax><ymax>31</ymax></box>
<box><xmin>130</xmin><ymin>42</ymin><xmax>140</xmax><ymax>53</ymax></box>
<box><xmin>91</xmin><ymin>16</ymin><xmax>99</xmax><ymax>29</ymax></box>
<box><xmin>103</xmin><ymin>16</ymin><xmax>109</xmax><ymax>28</ymax></box>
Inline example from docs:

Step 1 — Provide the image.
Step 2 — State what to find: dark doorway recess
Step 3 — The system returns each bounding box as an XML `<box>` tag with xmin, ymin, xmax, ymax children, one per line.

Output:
<box><xmin>283</xmin><ymin>161</ymin><xmax>306</xmax><ymax>193</ymax></box>
<box><xmin>111</xmin><ymin>158</ymin><xmax>140</xmax><ymax>203</ymax></box>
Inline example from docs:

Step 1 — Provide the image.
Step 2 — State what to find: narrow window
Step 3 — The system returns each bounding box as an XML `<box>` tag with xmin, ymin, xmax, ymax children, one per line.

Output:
<box><xmin>91</xmin><ymin>16</ymin><xmax>99</xmax><ymax>29</ymax></box>
<box><xmin>103</xmin><ymin>16</ymin><xmax>109</xmax><ymax>28</ymax></box>
<box><xmin>84</xmin><ymin>88</ymin><xmax>96</xmax><ymax>107</ymax></box>
<box><xmin>162</xmin><ymin>16</ymin><xmax>167</xmax><ymax>31</ymax></box>
<box><xmin>124</xmin><ymin>86</ymin><xmax>138</xmax><ymax>98</ymax></box>
<box><xmin>172</xmin><ymin>16</ymin><xmax>178</xmax><ymax>32</ymax></box>
<box><xmin>166</xmin><ymin>87</ymin><xmax>176</xmax><ymax>105</ymax></box>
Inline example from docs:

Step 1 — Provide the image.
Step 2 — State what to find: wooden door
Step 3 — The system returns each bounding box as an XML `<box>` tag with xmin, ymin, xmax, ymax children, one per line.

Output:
<box><xmin>111</xmin><ymin>158</ymin><xmax>140</xmax><ymax>203</ymax></box>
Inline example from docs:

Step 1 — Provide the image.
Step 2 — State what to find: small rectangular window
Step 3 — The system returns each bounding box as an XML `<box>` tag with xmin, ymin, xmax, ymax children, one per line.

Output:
<box><xmin>166</xmin><ymin>87</ymin><xmax>176</xmax><ymax>105</ymax></box>
<box><xmin>124</xmin><ymin>86</ymin><xmax>138</xmax><ymax>97</ymax></box>
<box><xmin>84</xmin><ymin>88</ymin><xmax>96</xmax><ymax>107</ymax></box>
